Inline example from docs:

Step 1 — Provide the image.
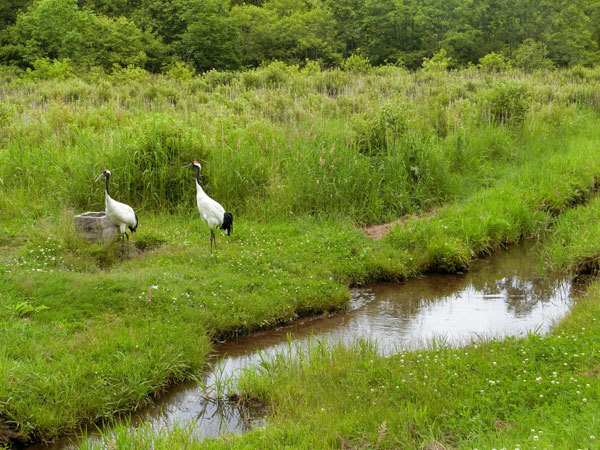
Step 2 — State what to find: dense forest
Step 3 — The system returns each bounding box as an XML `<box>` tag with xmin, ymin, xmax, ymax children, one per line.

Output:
<box><xmin>0</xmin><ymin>0</ymin><xmax>599</xmax><ymax>73</ymax></box>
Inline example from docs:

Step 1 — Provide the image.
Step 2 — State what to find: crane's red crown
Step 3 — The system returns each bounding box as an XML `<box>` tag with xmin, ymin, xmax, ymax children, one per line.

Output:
<box><xmin>193</xmin><ymin>161</ymin><xmax>199</xmax><ymax>165</ymax></box>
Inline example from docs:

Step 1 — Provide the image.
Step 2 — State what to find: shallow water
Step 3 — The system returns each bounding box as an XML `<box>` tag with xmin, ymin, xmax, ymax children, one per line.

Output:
<box><xmin>34</xmin><ymin>244</ymin><xmax>583</xmax><ymax>448</ymax></box>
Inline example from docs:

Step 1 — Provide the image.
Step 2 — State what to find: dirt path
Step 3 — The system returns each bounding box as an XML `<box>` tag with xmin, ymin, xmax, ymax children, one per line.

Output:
<box><xmin>364</xmin><ymin>214</ymin><xmax>420</xmax><ymax>239</ymax></box>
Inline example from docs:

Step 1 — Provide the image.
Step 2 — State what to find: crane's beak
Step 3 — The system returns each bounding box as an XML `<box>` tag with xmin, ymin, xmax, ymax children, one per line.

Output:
<box><xmin>95</xmin><ymin>173</ymin><xmax>105</xmax><ymax>182</ymax></box>
<box><xmin>182</xmin><ymin>163</ymin><xmax>193</xmax><ymax>168</ymax></box>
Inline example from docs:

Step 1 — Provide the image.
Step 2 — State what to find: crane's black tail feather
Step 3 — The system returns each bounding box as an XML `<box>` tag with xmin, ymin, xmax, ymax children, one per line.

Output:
<box><xmin>128</xmin><ymin>212</ymin><xmax>139</xmax><ymax>233</ymax></box>
<box><xmin>220</xmin><ymin>212</ymin><xmax>233</xmax><ymax>236</ymax></box>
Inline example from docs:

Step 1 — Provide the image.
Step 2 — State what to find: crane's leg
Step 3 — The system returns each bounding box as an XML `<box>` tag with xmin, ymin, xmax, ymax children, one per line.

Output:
<box><xmin>121</xmin><ymin>233</ymin><xmax>125</xmax><ymax>253</ymax></box>
<box><xmin>210</xmin><ymin>229</ymin><xmax>217</xmax><ymax>253</ymax></box>
<box><xmin>125</xmin><ymin>232</ymin><xmax>130</xmax><ymax>256</ymax></box>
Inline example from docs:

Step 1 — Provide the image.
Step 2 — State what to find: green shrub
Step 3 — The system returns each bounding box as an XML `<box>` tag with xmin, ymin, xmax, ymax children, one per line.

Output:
<box><xmin>0</xmin><ymin>102</ymin><xmax>15</xmax><ymax>127</ymax></box>
<box><xmin>0</xmin><ymin>65</ymin><xmax>24</xmax><ymax>82</ymax></box>
<box><xmin>142</xmin><ymin>84</ymin><xmax>179</xmax><ymax>104</ymax></box>
<box><xmin>166</xmin><ymin>62</ymin><xmax>194</xmax><ymax>82</ymax></box>
<box><xmin>25</xmin><ymin>58</ymin><xmax>75</xmax><ymax>81</ymax></box>
<box><xmin>241</xmin><ymin>70</ymin><xmax>264</xmax><ymax>89</ymax></box>
<box><xmin>301</xmin><ymin>59</ymin><xmax>321</xmax><ymax>74</ymax></box>
<box><xmin>62</xmin><ymin>79</ymin><xmax>94</xmax><ymax>102</ymax></box>
<box><xmin>202</xmin><ymin>69</ymin><xmax>238</xmax><ymax>88</ymax></box>
<box><xmin>514</xmin><ymin>39</ymin><xmax>554</xmax><ymax>72</ymax></box>
<box><xmin>563</xmin><ymin>84</ymin><xmax>600</xmax><ymax>112</ymax></box>
<box><xmin>567</xmin><ymin>65</ymin><xmax>600</xmax><ymax>82</ymax></box>
<box><xmin>110</xmin><ymin>64</ymin><xmax>150</xmax><ymax>83</ymax></box>
<box><xmin>485</xmin><ymin>82</ymin><xmax>530</xmax><ymax>125</ymax></box>
<box><xmin>422</xmin><ymin>49</ymin><xmax>453</xmax><ymax>72</ymax></box>
<box><xmin>262</xmin><ymin>61</ymin><xmax>297</xmax><ymax>86</ymax></box>
<box><xmin>478</xmin><ymin>52</ymin><xmax>511</xmax><ymax>72</ymax></box>
<box><xmin>341</xmin><ymin>53</ymin><xmax>372</xmax><ymax>74</ymax></box>
<box><xmin>188</xmin><ymin>78</ymin><xmax>209</xmax><ymax>93</ymax></box>
<box><xmin>142</xmin><ymin>85</ymin><xmax>159</xmax><ymax>101</ymax></box>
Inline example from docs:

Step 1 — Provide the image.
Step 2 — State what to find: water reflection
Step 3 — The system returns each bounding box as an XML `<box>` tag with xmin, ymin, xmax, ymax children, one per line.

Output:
<box><xmin>35</xmin><ymin>243</ymin><xmax>582</xmax><ymax>449</ymax></box>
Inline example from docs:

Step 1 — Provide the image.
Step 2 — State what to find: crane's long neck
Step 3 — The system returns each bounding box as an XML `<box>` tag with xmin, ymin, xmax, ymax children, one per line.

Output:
<box><xmin>104</xmin><ymin>174</ymin><xmax>113</xmax><ymax>208</ymax></box>
<box><xmin>195</xmin><ymin>166</ymin><xmax>207</xmax><ymax>198</ymax></box>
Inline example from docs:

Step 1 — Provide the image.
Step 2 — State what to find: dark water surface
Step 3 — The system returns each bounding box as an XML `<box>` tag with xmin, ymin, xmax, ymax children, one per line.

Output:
<box><xmin>34</xmin><ymin>244</ymin><xmax>583</xmax><ymax>448</ymax></box>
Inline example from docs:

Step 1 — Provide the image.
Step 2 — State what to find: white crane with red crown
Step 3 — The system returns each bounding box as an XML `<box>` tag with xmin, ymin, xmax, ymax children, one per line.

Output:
<box><xmin>95</xmin><ymin>169</ymin><xmax>138</xmax><ymax>253</ymax></box>
<box><xmin>183</xmin><ymin>161</ymin><xmax>233</xmax><ymax>252</ymax></box>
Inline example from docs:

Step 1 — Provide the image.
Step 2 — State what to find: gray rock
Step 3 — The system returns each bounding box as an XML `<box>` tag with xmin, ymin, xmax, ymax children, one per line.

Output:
<box><xmin>74</xmin><ymin>212</ymin><xmax>118</xmax><ymax>240</ymax></box>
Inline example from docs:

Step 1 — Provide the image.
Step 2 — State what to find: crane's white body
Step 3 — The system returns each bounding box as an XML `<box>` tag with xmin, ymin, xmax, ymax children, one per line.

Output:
<box><xmin>195</xmin><ymin>181</ymin><xmax>226</xmax><ymax>230</ymax></box>
<box><xmin>185</xmin><ymin>161</ymin><xmax>232</xmax><ymax>252</ymax></box>
<box><xmin>105</xmin><ymin>193</ymin><xmax>137</xmax><ymax>234</ymax></box>
<box><xmin>95</xmin><ymin>169</ymin><xmax>138</xmax><ymax>253</ymax></box>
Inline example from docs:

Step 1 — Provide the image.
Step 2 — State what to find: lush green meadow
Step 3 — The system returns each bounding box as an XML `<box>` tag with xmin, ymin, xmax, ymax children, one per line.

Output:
<box><xmin>2</xmin><ymin>65</ymin><xmax>600</xmax><ymax>445</ymax></box>
<box><xmin>86</xmin><ymin>292</ymin><xmax>600</xmax><ymax>449</ymax></box>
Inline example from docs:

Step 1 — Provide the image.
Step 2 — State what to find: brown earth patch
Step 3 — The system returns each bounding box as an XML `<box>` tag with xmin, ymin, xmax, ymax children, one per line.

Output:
<box><xmin>0</xmin><ymin>423</ymin><xmax>26</xmax><ymax>445</ymax></box>
<box><xmin>364</xmin><ymin>219</ymin><xmax>402</xmax><ymax>240</ymax></box>
<box><xmin>363</xmin><ymin>212</ymin><xmax>435</xmax><ymax>240</ymax></box>
<box><xmin>424</xmin><ymin>440</ymin><xmax>449</xmax><ymax>450</ymax></box>
<box><xmin>580</xmin><ymin>366</ymin><xmax>600</xmax><ymax>378</ymax></box>
<box><xmin>364</xmin><ymin>215</ymin><xmax>420</xmax><ymax>239</ymax></box>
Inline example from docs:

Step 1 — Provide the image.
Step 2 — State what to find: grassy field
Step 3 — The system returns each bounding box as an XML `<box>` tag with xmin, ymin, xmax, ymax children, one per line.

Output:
<box><xmin>91</xmin><ymin>291</ymin><xmax>600</xmax><ymax>449</ymax></box>
<box><xmin>2</xmin><ymin>65</ymin><xmax>600</xmax><ymax>445</ymax></box>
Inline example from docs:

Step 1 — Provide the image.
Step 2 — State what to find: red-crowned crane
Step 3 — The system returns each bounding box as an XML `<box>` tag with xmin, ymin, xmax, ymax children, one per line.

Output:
<box><xmin>183</xmin><ymin>161</ymin><xmax>233</xmax><ymax>252</ymax></box>
<box><xmin>95</xmin><ymin>169</ymin><xmax>138</xmax><ymax>253</ymax></box>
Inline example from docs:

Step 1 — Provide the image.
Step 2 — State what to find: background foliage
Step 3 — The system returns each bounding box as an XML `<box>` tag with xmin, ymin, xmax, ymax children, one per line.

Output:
<box><xmin>1</xmin><ymin>0</ymin><xmax>600</xmax><ymax>72</ymax></box>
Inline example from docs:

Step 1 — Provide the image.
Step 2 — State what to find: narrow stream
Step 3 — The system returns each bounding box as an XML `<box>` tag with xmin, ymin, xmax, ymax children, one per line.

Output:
<box><xmin>38</xmin><ymin>244</ymin><xmax>583</xmax><ymax>448</ymax></box>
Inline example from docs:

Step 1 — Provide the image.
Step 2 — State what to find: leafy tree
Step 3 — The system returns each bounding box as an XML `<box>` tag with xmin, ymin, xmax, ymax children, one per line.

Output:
<box><xmin>541</xmin><ymin>1</ymin><xmax>598</xmax><ymax>67</ymax></box>
<box><xmin>11</xmin><ymin>0</ymin><xmax>91</xmax><ymax>64</ymax></box>
<box><xmin>513</xmin><ymin>38</ymin><xmax>553</xmax><ymax>71</ymax></box>
<box><xmin>442</xmin><ymin>27</ymin><xmax>484</xmax><ymax>65</ymax></box>
<box><xmin>322</xmin><ymin>0</ymin><xmax>365</xmax><ymax>58</ymax></box>
<box><xmin>10</xmin><ymin>0</ymin><xmax>163</xmax><ymax>70</ymax></box>
<box><xmin>232</xmin><ymin>0</ymin><xmax>340</xmax><ymax>67</ymax></box>
<box><xmin>78</xmin><ymin>0</ymin><xmax>135</xmax><ymax>18</ymax></box>
<box><xmin>0</xmin><ymin>0</ymin><xmax>34</xmax><ymax>29</ymax></box>
<box><xmin>360</xmin><ymin>0</ymin><xmax>401</xmax><ymax>65</ymax></box>
<box><xmin>229</xmin><ymin>5</ymin><xmax>273</xmax><ymax>67</ymax></box>
<box><xmin>180</xmin><ymin>0</ymin><xmax>240</xmax><ymax>72</ymax></box>
<box><xmin>85</xmin><ymin>15</ymin><xmax>150</xmax><ymax>69</ymax></box>
<box><xmin>4</xmin><ymin>0</ymin><xmax>600</xmax><ymax>71</ymax></box>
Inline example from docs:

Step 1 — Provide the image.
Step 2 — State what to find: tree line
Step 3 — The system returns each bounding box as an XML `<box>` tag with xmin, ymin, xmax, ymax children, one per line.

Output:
<box><xmin>0</xmin><ymin>0</ymin><xmax>598</xmax><ymax>73</ymax></box>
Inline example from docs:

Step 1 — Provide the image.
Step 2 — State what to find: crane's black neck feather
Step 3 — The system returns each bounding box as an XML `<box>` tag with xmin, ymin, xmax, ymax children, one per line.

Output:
<box><xmin>195</xmin><ymin>165</ymin><xmax>201</xmax><ymax>185</ymax></box>
<box><xmin>104</xmin><ymin>173</ymin><xmax>110</xmax><ymax>196</ymax></box>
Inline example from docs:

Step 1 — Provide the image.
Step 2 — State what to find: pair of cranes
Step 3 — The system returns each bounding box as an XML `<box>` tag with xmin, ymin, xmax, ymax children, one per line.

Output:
<box><xmin>95</xmin><ymin>161</ymin><xmax>233</xmax><ymax>253</ymax></box>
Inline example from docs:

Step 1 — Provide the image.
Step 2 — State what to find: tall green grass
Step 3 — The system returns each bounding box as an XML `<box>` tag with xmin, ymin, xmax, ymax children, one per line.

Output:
<box><xmin>541</xmin><ymin>195</ymin><xmax>600</xmax><ymax>276</ymax></box>
<box><xmin>386</xmin><ymin>120</ymin><xmax>600</xmax><ymax>272</ymax></box>
<box><xmin>1</xmin><ymin>66</ymin><xmax>598</xmax><ymax>222</ymax></box>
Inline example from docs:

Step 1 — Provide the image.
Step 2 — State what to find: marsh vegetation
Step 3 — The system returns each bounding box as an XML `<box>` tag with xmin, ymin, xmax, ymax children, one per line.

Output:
<box><xmin>1</xmin><ymin>64</ymin><xmax>600</xmax><ymax>448</ymax></box>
